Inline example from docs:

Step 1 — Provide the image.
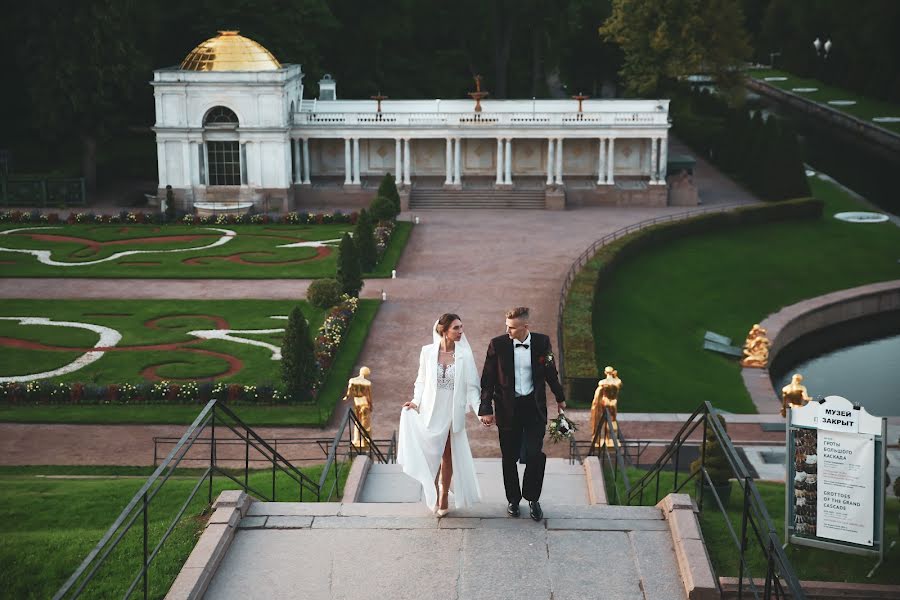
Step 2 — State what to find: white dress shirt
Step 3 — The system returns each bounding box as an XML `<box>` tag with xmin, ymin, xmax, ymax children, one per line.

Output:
<box><xmin>513</xmin><ymin>332</ymin><xmax>534</xmax><ymax>396</ymax></box>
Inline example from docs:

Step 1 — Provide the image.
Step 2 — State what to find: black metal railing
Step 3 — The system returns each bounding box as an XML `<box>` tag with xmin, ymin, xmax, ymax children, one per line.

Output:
<box><xmin>555</xmin><ymin>202</ymin><xmax>745</xmax><ymax>381</ymax></box>
<box><xmin>579</xmin><ymin>402</ymin><xmax>806</xmax><ymax>600</ymax></box>
<box><xmin>54</xmin><ymin>400</ymin><xmax>394</xmax><ymax>600</ymax></box>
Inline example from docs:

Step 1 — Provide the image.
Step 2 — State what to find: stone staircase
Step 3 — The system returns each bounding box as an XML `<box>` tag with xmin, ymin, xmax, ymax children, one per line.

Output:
<box><xmin>409</xmin><ymin>188</ymin><xmax>547</xmax><ymax>210</ymax></box>
<box><xmin>181</xmin><ymin>458</ymin><xmax>714</xmax><ymax>600</ymax></box>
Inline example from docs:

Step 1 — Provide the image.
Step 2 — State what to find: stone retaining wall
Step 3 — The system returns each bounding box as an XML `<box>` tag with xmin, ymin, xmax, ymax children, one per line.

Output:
<box><xmin>742</xmin><ymin>280</ymin><xmax>900</xmax><ymax>413</ymax></box>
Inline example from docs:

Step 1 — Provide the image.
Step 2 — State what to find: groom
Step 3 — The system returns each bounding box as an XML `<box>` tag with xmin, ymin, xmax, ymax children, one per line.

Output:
<box><xmin>479</xmin><ymin>307</ymin><xmax>566</xmax><ymax>520</ymax></box>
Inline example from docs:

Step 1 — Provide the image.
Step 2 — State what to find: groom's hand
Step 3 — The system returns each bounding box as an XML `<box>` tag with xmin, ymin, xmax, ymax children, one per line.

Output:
<box><xmin>479</xmin><ymin>415</ymin><xmax>494</xmax><ymax>427</ymax></box>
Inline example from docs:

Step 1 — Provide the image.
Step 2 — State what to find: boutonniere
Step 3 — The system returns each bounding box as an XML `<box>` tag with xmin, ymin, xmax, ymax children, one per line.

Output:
<box><xmin>539</xmin><ymin>351</ymin><xmax>554</xmax><ymax>366</ymax></box>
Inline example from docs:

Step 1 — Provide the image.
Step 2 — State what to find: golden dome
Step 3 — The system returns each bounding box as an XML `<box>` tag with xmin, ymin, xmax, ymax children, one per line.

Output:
<box><xmin>180</xmin><ymin>31</ymin><xmax>281</xmax><ymax>72</ymax></box>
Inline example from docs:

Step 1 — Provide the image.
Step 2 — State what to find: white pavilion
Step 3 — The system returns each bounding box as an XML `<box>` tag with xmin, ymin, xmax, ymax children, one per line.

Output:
<box><xmin>152</xmin><ymin>31</ymin><xmax>674</xmax><ymax>212</ymax></box>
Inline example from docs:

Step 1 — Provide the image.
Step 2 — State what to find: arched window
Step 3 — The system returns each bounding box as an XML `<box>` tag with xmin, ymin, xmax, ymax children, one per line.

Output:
<box><xmin>203</xmin><ymin>106</ymin><xmax>239</xmax><ymax>126</ymax></box>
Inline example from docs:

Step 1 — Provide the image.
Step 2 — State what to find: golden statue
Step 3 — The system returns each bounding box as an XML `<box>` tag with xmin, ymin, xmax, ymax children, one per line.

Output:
<box><xmin>781</xmin><ymin>373</ymin><xmax>812</xmax><ymax>417</ymax></box>
<box><xmin>343</xmin><ymin>366</ymin><xmax>373</xmax><ymax>449</ymax></box>
<box><xmin>591</xmin><ymin>366</ymin><xmax>622</xmax><ymax>448</ymax></box>
<box><xmin>741</xmin><ymin>324</ymin><xmax>770</xmax><ymax>368</ymax></box>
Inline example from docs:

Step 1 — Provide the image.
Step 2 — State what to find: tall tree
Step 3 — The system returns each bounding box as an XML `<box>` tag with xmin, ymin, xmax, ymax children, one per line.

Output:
<box><xmin>600</xmin><ymin>0</ymin><xmax>751</xmax><ymax>97</ymax></box>
<box><xmin>15</xmin><ymin>0</ymin><xmax>148</xmax><ymax>191</ymax></box>
<box><xmin>281</xmin><ymin>306</ymin><xmax>317</xmax><ymax>402</ymax></box>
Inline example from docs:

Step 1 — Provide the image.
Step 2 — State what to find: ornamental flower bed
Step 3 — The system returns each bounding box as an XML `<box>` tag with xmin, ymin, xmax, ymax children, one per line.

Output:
<box><xmin>0</xmin><ymin>209</ymin><xmax>359</xmax><ymax>226</ymax></box>
<box><xmin>0</xmin><ymin>297</ymin><xmax>360</xmax><ymax>406</ymax></box>
<box><xmin>311</xmin><ymin>295</ymin><xmax>359</xmax><ymax>396</ymax></box>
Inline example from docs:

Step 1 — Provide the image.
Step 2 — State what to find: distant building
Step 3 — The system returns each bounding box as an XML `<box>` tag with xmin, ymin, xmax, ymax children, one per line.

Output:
<box><xmin>152</xmin><ymin>31</ymin><xmax>671</xmax><ymax>211</ymax></box>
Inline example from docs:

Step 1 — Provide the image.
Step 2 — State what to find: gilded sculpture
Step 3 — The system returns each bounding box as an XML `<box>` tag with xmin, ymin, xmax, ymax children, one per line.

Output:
<box><xmin>741</xmin><ymin>324</ymin><xmax>770</xmax><ymax>368</ymax></box>
<box><xmin>781</xmin><ymin>373</ymin><xmax>812</xmax><ymax>417</ymax></box>
<box><xmin>590</xmin><ymin>366</ymin><xmax>622</xmax><ymax>448</ymax></box>
<box><xmin>343</xmin><ymin>366</ymin><xmax>373</xmax><ymax>449</ymax></box>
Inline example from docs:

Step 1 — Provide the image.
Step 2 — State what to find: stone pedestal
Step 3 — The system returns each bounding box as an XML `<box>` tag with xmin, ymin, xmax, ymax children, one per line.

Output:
<box><xmin>667</xmin><ymin>171</ymin><xmax>699</xmax><ymax>206</ymax></box>
<box><xmin>545</xmin><ymin>187</ymin><xmax>566</xmax><ymax>210</ymax></box>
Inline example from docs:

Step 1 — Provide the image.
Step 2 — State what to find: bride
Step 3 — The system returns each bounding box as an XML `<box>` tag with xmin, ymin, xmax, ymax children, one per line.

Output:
<box><xmin>398</xmin><ymin>313</ymin><xmax>482</xmax><ymax>516</ymax></box>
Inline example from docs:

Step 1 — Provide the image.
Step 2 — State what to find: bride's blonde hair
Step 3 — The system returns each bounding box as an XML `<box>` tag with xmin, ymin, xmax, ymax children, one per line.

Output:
<box><xmin>435</xmin><ymin>313</ymin><xmax>461</xmax><ymax>336</ymax></box>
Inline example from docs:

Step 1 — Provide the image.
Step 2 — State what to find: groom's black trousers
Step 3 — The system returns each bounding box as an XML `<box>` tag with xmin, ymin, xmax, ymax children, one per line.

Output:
<box><xmin>498</xmin><ymin>392</ymin><xmax>546</xmax><ymax>504</ymax></box>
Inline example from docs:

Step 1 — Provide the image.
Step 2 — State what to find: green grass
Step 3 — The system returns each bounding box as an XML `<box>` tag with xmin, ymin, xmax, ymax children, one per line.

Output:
<box><xmin>565</xmin><ymin>177</ymin><xmax>899</xmax><ymax>413</ymax></box>
<box><xmin>749</xmin><ymin>68</ymin><xmax>900</xmax><ymax>135</ymax></box>
<box><xmin>0</xmin><ymin>220</ymin><xmax>412</xmax><ymax>279</ymax></box>
<box><xmin>0</xmin><ymin>299</ymin><xmax>325</xmax><ymax>384</ymax></box>
<box><xmin>609</xmin><ymin>467</ymin><xmax>899</xmax><ymax>585</ymax></box>
<box><xmin>0</xmin><ymin>299</ymin><xmax>380</xmax><ymax>426</ymax></box>
<box><xmin>0</xmin><ymin>464</ymin><xmax>347</xmax><ymax>599</ymax></box>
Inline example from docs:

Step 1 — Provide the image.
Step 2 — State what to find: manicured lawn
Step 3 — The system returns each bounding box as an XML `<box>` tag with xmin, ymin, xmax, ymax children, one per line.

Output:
<box><xmin>0</xmin><ymin>464</ymin><xmax>346</xmax><ymax>599</ymax></box>
<box><xmin>0</xmin><ymin>299</ymin><xmax>380</xmax><ymax>426</ymax></box>
<box><xmin>748</xmin><ymin>68</ymin><xmax>900</xmax><ymax>135</ymax></box>
<box><xmin>610</xmin><ymin>467</ymin><xmax>899</xmax><ymax>585</ymax></box>
<box><xmin>571</xmin><ymin>176</ymin><xmax>899</xmax><ymax>413</ymax></box>
<box><xmin>0</xmin><ymin>221</ymin><xmax>412</xmax><ymax>279</ymax></box>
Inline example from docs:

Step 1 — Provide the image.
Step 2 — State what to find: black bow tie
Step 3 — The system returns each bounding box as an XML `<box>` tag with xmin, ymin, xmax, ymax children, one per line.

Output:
<box><xmin>515</xmin><ymin>343</ymin><xmax>529</xmax><ymax>349</ymax></box>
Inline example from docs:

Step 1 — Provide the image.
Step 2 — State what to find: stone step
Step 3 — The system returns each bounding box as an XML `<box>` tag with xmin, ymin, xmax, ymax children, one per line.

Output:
<box><xmin>360</xmin><ymin>458</ymin><xmax>591</xmax><ymax>505</ymax></box>
<box><xmin>410</xmin><ymin>188</ymin><xmax>547</xmax><ymax>209</ymax></box>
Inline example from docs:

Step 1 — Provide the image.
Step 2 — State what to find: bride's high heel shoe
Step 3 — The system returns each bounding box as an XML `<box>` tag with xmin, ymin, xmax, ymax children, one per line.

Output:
<box><xmin>436</xmin><ymin>484</ymin><xmax>450</xmax><ymax>518</ymax></box>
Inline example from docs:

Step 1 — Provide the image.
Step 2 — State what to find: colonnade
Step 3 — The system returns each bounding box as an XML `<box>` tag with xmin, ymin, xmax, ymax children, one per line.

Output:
<box><xmin>290</xmin><ymin>135</ymin><xmax>669</xmax><ymax>186</ymax></box>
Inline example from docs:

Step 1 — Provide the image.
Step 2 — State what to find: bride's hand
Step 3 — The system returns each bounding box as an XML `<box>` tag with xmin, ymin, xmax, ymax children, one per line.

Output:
<box><xmin>403</xmin><ymin>402</ymin><xmax>418</xmax><ymax>411</ymax></box>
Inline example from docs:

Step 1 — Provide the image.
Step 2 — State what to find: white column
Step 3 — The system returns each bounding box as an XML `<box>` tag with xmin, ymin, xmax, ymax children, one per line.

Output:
<box><xmin>504</xmin><ymin>138</ymin><xmax>512</xmax><ymax>185</ymax></box>
<box><xmin>495</xmin><ymin>138</ymin><xmax>504</xmax><ymax>185</ymax></box>
<box><xmin>607</xmin><ymin>138</ymin><xmax>615</xmax><ymax>185</ymax></box>
<box><xmin>181</xmin><ymin>142</ymin><xmax>192</xmax><ymax>187</ymax></box>
<box><xmin>659</xmin><ymin>136</ymin><xmax>668</xmax><ymax>181</ymax></box>
<box><xmin>446</xmin><ymin>138</ymin><xmax>453</xmax><ymax>185</ymax></box>
<box><xmin>597</xmin><ymin>138</ymin><xmax>606</xmax><ymax>185</ymax></box>
<box><xmin>453</xmin><ymin>137</ymin><xmax>461</xmax><ymax>185</ymax></box>
<box><xmin>650</xmin><ymin>137</ymin><xmax>659</xmax><ymax>184</ymax></box>
<box><xmin>403</xmin><ymin>138</ymin><xmax>411</xmax><ymax>185</ymax></box>
<box><xmin>293</xmin><ymin>139</ymin><xmax>301</xmax><ymax>184</ymax></box>
<box><xmin>352</xmin><ymin>137</ymin><xmax>361</xmax><ymax>185</ymax></box>
<box><xmin>344</xmin><ymin>138</ymin><xmax>352</xmax><ymax>185</ymax></box>
<box><xmin>302</xmin><ymin>138</ymin><xmax>310</xmax><ymax>184</ymax></box>
<box><xmin>555</xmin><ymin>138</ymin><xmax>563</xmax><ymax>185</ymax></box>
<box><xmin>546</xmin><ymin>138</ymin><xmax>554</xmax><ymax>186</ymax></box>
<box><xmin>395</xmin><ymin>138</ymin><xmax>402</xmax><ymax>186</ymax></box>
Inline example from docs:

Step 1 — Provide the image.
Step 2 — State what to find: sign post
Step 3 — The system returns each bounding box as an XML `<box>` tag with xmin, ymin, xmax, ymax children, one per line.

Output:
<box><xmin>785</xmin><ymin>396</ymin><xmax>888</xmax><ymax>576</ymax></box>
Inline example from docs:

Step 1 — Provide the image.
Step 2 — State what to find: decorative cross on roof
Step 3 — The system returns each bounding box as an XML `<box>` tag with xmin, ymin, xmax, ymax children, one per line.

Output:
<box><xmin>370</xmin><ymin>92</ymin><xmax>388</xmax><ymax>113</ymax></box>
<box><xmin>572</xmin><ymin>92</ymin><xmax>590</xmax><ymax>113</ymax></box>
<box><xmin>468</xmin><ymin>75</ymin><xmax>490</xmax><ymax>113</ymax></box>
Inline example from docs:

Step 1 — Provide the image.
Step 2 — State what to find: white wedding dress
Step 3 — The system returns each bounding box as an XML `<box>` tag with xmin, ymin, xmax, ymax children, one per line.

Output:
<box><xmin>397</xmin><ymin>333</ymin><xmax>481</xmax><ymax>510</ymax></box>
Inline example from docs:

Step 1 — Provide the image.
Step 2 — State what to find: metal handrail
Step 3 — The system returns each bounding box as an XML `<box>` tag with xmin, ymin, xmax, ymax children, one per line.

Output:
<box><xmin>555</xmin><ymin>202</ymin><xmax>747</xmax><ymax>381</ymax></box>
<box><xmin>54</xmin><ymin>400</ymin><xmax>395</xmax><ymax>599</ymax></box>
<box><xmin>587</xmin><ymin>401</ymin><xmax>806</xmax><ymax>599</ymax></box>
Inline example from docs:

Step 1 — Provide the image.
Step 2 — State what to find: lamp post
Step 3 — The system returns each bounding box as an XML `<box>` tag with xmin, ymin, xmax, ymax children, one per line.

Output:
<box><xmin>812</xmin><ymin>37</ymin><xmax>832</xmax><ymax>81</ymax></box>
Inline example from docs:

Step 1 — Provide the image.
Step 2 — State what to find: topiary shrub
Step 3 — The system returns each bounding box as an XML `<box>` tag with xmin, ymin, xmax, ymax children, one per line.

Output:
<box><xmin>369</xmin><ymin>195</ymin><xmax>396</xmax><ymax>223</ymax></box>
<box><xmin>307</xmin><ymin>278</ymin><xmax>342</xmax><ymax>309</ymax></box>
<box><xmin>354</xmin><ymin>209</ymin><xmax>377</xmax><ymax>271</ymax></box>
<box><xmin>336</xmin><ymin>232</ymin><xmax>363</xmax><ymax>297</ymax></box>
<box><xmin>377</xmin><ymin>173</ymin><xmax>401</xmax><ymax>216</ymax></box>
<box><xmin>281</xmin><ymin>306</ymin><xmax>317</xmax><ymax>403</ymax></box>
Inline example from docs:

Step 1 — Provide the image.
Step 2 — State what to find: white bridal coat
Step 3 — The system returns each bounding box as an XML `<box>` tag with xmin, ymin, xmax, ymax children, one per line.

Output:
<box><xmin>397</xmin><ymin>341</ymin><xmax>482</xmax><ymax>509</ymax></box>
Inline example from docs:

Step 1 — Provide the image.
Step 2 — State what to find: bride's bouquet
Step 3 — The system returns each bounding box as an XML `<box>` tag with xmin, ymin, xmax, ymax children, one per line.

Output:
<box><xmin>547</xmin><ymin>411</ymin><xmax>577</xmax><ymax>443</ymax></box>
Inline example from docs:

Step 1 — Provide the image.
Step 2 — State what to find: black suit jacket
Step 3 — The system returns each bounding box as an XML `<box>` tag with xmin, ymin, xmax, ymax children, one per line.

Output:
<box><xmin>479</xmin><ymin>332</ymin><xmax>565</xmax><ymax>429</ymax></box>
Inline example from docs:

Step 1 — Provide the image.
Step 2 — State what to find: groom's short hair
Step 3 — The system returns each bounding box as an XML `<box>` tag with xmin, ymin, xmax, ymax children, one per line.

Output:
<box><xmin>505</xmin><ymin>306</ymin><xmax>529</xmax><ymax>321</ymax></box>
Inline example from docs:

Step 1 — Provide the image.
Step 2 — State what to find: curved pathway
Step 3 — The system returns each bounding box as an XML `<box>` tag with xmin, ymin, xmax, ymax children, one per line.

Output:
<box><xmin>0</xmin><ymin>140</ymin><xmax>761</xmax><ymax>465</ymax></box>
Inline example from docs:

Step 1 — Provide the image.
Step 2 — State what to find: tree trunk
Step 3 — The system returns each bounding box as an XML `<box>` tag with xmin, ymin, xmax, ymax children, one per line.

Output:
<box><xmin>531</xmin><ymin>26</ymin><xmax>543</xmax><ymax>97</ymax></box>
<box><xmin>492</xmin><ymin>2</ymin><xmax>514</xmax><ymax>98</ymax></box>
<box><xmin>81</xmin><ymin>133</ymin><xmax>97</xmax><ymax>192</ymax></box>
